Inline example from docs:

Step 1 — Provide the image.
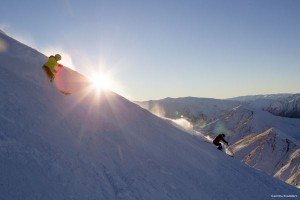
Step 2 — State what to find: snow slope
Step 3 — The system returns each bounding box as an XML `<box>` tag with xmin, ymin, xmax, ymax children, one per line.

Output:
<box><xmin>0</xmin><ymin>31</ymin><xmax>299</xmax><ymax>199</ymax></box>
<box><xmin>137</xmin><ymin>96</ymin><xmax>300</xmax><ymax>188</ymax></box>
<box><xmin>231</xmin><ymin>94</ymin><xmax>300</xmax><ymax>119</ymax></box>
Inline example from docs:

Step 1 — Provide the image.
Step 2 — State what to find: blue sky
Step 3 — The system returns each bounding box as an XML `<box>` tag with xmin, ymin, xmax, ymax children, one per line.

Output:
<box><xmin>1</xmin><ymin>0</ymin><xmax>300</xmax><ymax>100</ymax></box>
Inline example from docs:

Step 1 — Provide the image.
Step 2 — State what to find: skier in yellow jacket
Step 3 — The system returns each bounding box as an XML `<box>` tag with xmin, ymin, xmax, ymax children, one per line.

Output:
<box><xmin>43</xmin><ymin>54</ymin><xmax>63</xmax><ymax>81</ymax></box>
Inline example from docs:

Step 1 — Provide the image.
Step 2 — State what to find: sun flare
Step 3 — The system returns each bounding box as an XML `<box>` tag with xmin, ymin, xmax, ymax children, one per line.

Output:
<box><xmin>90</xmin><ymin>73</ymin><xmax>111</xmax><ymax>91</ymax></box>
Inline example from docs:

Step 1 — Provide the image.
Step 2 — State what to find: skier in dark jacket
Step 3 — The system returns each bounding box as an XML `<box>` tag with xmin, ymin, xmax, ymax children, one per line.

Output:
<box><xmin>213</xmin><ymin>134</ymin><xmax>228</xmax><ymax>150</ymax></box>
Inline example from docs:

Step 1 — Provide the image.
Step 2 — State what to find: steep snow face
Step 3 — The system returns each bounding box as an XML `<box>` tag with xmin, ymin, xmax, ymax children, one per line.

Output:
<box><xmin>137</xmin><ymin>97</ymin><xmax>300</xmax><ymax>188</ymax></box>
<box><xmin>209</xmin><ymin>106</ymin><xmax>300</xmax><ymax>188</ymax></box>
<box><xmin>264</xmin><ymin>95</ymin><xmax>300</xmax><ymax>118</ymax></box>
<box><xmin>231</xmin><ymin>94</ymin><xmax>300</xmax><ymax>119</ymax></box>
<box><xmin>0</xmin><ymin>29</ymin><xmax>6</xmax><ymax>35</ymax></box>
<box><xmin>1</xmin><ymin>32</ymin><xmax>299</xmax><ymax>200</ymax></box>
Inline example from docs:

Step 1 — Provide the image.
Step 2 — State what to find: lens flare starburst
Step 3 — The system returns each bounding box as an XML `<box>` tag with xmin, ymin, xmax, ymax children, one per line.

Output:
<box><xmin>90</xmin><ymin>73</ymin><xmax>111</xmax><ymax>91</ymax></box>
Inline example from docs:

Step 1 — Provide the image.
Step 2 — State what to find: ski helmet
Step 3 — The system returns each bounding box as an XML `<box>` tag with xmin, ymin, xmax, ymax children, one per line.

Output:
<box><xmin>55</xmin><ymin>54</ymin><xmax>62</xmax><ymax>61</ymax></box>
<box><xmin>221</xmin><ymin>134</ymin><xmax>225</xmax><ymax>137</ymax></box>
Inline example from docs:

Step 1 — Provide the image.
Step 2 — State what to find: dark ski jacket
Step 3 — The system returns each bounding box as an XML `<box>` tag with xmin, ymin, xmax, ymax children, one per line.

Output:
<box><xmin>213</xmin><ymin>134</ymin><xmax>228</xmax><ymax>145</ymax></box>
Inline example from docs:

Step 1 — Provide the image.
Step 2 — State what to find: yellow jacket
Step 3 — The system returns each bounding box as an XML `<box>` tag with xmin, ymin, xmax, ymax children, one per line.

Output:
<box><xmin>44</xmin><ymin>56</ymin><xmax>59</xmax><ymax>73</ymax></box>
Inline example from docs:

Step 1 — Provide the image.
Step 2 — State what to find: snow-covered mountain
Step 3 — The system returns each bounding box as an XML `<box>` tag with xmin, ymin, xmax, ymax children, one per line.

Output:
<box><xmin>137</xmin><ymin>95</ymin><xmax>300</xmax><ymax>189</ymax></box>
<box><xmin>230</xmin><ymin>94</ymin><xmax>300</xmax><ymax>118</ymax></box>
<box><xmin>1</xmin><ymin>31</ymin><xmax>299</xmax><ymax>200</ymax></box>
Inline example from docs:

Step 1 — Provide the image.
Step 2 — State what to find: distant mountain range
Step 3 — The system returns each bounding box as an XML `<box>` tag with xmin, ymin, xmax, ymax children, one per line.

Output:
<box><xmin>230</xmin><ymin>93</ymin><xmax>300</xmax><ymax>118</ymax></box>
<box><xmin>137</xmin><ymin>94</ymin><xmax>300</xmax><ymax>188</ymax></box>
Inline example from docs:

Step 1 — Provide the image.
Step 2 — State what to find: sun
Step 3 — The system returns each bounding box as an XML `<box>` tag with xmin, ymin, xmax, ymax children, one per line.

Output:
<box><xmin>90</xmin><ymin>73</ymin><xmax>111</xmax><ymax>91</ymax></box>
